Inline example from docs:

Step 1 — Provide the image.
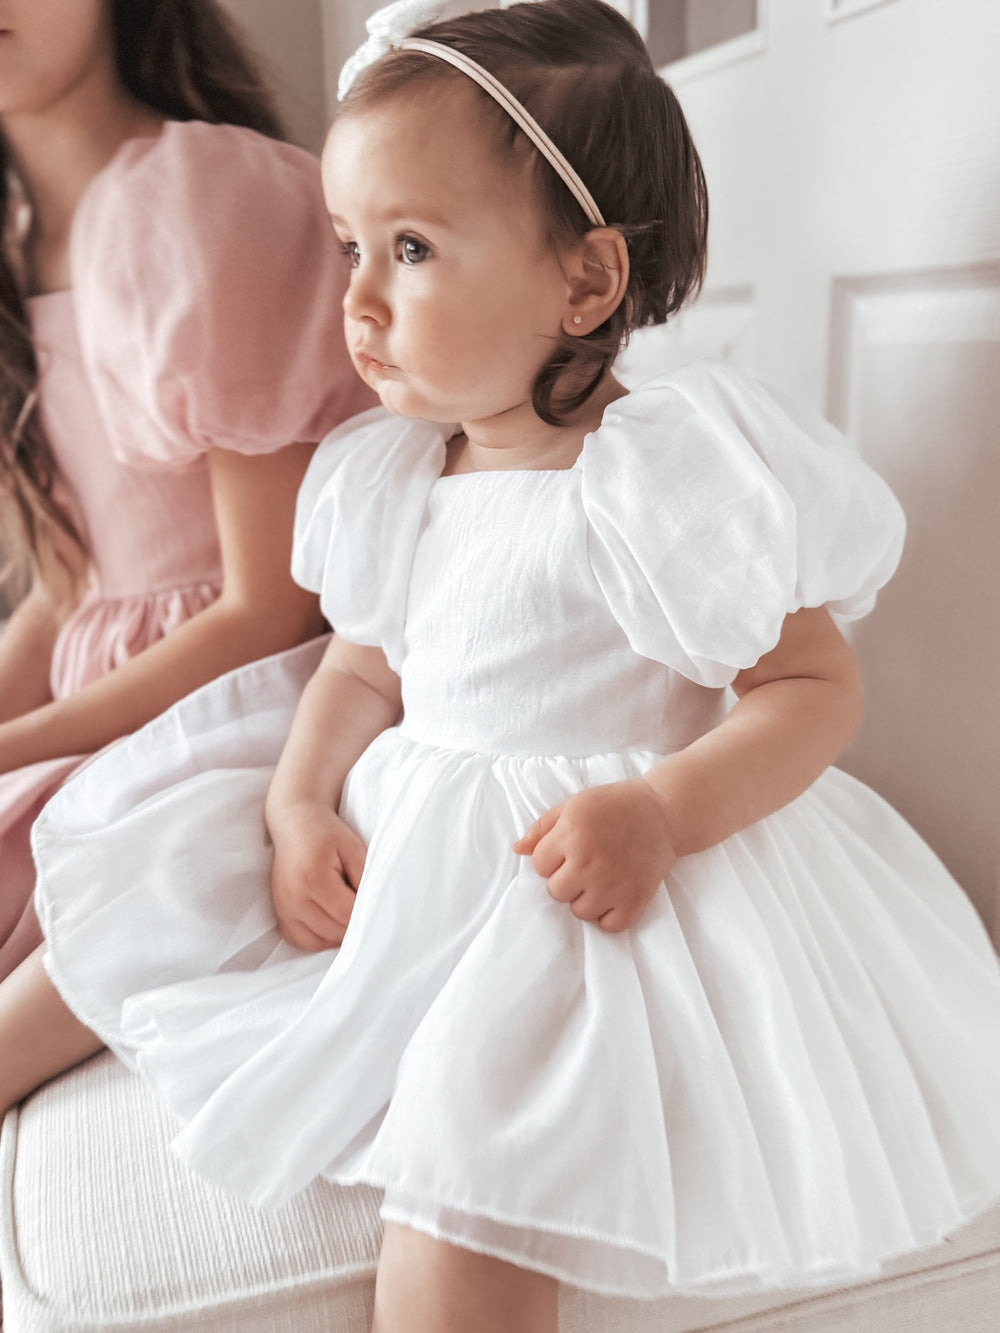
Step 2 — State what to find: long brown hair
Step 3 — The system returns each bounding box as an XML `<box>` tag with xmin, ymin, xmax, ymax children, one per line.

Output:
<box><xmin>342</xmin><ymin>0</ymin><xmax>708</xmax><ymax>425</ymax></box>
<box><xmin>0</xmin><ymin>0</ymin><xmax>285</xmax><ymax>588</ymax></box>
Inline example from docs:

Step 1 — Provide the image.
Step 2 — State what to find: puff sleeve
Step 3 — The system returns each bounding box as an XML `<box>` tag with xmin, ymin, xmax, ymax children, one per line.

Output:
<box><xmin>582</xmin><ymin>359</ymin><xmax>905</xmax><ymax>688</ymax></box>
<box><xmin>292</xmin><ymin>410</ymin><xmax>449</xmax><ymax>671</ymax></box>
<box><xmin>70</xmin><ymin>121</ymin><xmax>371</xmax><ymax>467</ymax></box>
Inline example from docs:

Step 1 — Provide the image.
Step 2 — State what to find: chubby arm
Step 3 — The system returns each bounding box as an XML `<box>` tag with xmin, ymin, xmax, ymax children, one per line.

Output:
<box><xmin>643</xmin><ymin>605</ymin><xmax>863</xmax><ymax>852</ymax></box>
<box><xmin>266</xmin><ymin>635</ymin><xmax>402</xmax><ymax>951</ymax></box>
<box><xmin>0</xmin><ymin>442</ymin><xmax>323</xmax><ymax>773</ymax></box>
<box><xmin>516</xmin><ymin>606</ymin><xmax>863</xmax><ymax>932</ymax></box>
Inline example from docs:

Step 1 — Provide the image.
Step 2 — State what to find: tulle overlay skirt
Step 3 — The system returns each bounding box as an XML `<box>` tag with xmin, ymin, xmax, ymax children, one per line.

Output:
<box><xmin>0</xmin><ymin>580</ymin><xmax>219</xmax><ymax>980</ymax></box>
<box><xmin>34</xmin><ymin>641</ymin><xmax>1000</xmax><ymax>1297</ymax></box>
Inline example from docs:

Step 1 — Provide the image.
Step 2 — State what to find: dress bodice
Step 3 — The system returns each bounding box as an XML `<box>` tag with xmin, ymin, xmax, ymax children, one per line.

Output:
<box><xmin>400</xmin><ymin>469</ymin><xmax>726</xmax><ymax>756</ymax></box>
<box><xmin>293</xmin><ymin>360</ymin><xmax>906</xmax><ymax>762</ymax></box>
<box><xmin>30</xmin><ymin>292</ymin><xmax>221</xmax><ymax>598</ymax></box>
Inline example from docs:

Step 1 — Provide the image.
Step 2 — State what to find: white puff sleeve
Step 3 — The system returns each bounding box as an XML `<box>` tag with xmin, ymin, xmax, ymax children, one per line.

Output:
<box><xmin>292</xmin><ymin>410</ymin><xmax>449</xmax><ymax>671</ymax></box>
<box><xmin>581</xmin><ymin>360</ymin><xmax>905</xmax><ymax>688</ymax></box>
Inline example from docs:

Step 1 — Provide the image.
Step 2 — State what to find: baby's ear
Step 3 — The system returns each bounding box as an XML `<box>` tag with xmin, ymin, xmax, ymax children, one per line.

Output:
<box><xmin>560</xmin><ymin>228</ymin><xmax>630</xmax><ymax>336</ymax></box>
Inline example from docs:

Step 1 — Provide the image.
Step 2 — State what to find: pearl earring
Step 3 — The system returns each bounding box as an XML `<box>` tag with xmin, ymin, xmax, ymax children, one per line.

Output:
<box><xmin>572</xmin><ymin>315</ymin><xmax>582</xmax><ymax>325</ymax></box>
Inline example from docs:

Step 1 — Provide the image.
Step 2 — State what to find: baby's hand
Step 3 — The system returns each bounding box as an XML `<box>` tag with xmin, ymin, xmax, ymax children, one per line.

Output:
<box><xmin>513</xmin><ymin>779</ymin><xmax>677</xmax><ymax>933</ymax></box>
<box><xmin>269</xmin><ymin>802</ymin><xmax>367</xmax><ymax>951</ymax></box>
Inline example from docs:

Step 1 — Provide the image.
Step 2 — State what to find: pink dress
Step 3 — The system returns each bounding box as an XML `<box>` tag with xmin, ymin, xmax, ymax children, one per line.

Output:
<box><xmin>0</xmin><ymin>120</ymin><xmax>369</xmax><ymax>977</ymax></box>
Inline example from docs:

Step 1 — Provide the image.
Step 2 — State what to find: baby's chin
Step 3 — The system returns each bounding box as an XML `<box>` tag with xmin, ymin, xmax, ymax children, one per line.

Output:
<box><xmin>372</xmin><ymin>382</ymin><xmax>461</xmax><ymax>426</ymax></box>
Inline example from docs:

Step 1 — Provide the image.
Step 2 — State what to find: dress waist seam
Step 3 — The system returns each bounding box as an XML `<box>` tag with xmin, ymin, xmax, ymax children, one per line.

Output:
<box><xmin>391</xmin><ymin>727</ymin><xmax>679</xmax><ymax>763</ymax></box>
<box><xmin>74</xmin><ymin>577</ymin><xmax>222</xmax><ymax>608</ymax></box>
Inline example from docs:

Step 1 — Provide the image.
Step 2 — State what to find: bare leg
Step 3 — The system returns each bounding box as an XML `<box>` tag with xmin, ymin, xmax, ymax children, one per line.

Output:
<box><xmin>372</xmin><ymin>1222</ymin><xmax>559</xmax><ymax>1333</ymax></box>
<box><xmin>0</xmin><ymin>945</ymin><xmax>103</xmax><ymax>1114</ymax></box>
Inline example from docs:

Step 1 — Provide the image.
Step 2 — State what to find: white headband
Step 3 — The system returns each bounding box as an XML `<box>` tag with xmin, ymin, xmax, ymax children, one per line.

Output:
<box><xmin>397</xmin><ymin>38</ymin><xmax>606</xmax><ymax>228</ymax></box>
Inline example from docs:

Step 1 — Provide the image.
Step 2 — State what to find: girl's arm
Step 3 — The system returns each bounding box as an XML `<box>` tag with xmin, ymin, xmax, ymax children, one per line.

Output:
<box><xmin>516</xmin><ymin>606</ymin><xmax>863</xmax><ymax>932</ymax></box>
<box><xmin>0</xmin><ymin>442</ymin><xmax>323</xmax><ymax>772</ymax></box>
<box><xmin>266</xmin><ymin>636</ymin><xmax>402</xmax><ymax>951</ymax></box>
<box><xmin>0</xmin><ymin>516</ymin><xmax>89</xmax><ymax>725</ymax></box>
<box><xmin>0</xmin><ymin>583</ymin><xmax>60</xmax><ymax>724</ymax></box>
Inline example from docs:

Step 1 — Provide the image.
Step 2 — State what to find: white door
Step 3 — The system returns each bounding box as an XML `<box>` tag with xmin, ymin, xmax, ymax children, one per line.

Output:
<box><xmin>617</xmin><ymin>0</ymin><xmax>1000</xmax><ymax>940</ymax></box>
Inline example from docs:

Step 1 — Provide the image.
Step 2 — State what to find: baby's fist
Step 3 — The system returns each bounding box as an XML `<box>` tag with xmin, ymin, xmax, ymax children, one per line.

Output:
<box><xmin>514</xmin><ymin>778</ymin><xmax>677</xmax><ymax>932</ymax></box>
<box><xmin>269</xmin><ymin>802</ymin><xmax>366</xmax><ymax>951</ymax></box>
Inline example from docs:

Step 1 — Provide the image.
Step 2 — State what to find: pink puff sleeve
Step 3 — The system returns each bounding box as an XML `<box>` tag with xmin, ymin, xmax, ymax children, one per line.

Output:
<box><xmin>70</xmin><ymin>120</ymin><xmax>371</xmax><ymax>466</ymax></box>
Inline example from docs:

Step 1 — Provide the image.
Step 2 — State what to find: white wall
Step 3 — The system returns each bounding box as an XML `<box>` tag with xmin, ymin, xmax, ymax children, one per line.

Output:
<box><xmin>220</xmin><ymin>0</ymin><xmax>377</xmax><ymax>153</ymax></box>
<box><xmin>221</xmin><ymin>0</ymin><xmax>330</xmax><ymax>152</ymax></box>
<box><xmin>320</xmin><ymin>0</ymin><xmax>375</xmax><ymax>119</ymax></box>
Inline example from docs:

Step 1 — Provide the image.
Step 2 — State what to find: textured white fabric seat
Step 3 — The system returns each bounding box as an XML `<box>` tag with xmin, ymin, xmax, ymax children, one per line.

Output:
<box><xmin>3</xmin><ymin>1051</ymin><xmax>1000</xmax><ymax>1332</ymax></box>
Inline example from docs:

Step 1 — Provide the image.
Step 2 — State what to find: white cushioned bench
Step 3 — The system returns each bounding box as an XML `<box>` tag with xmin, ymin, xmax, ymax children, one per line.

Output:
<box><xmin>3</xmin><ymin>1051</ymin><xmax>999</xmax><ymax>1332</ymax></box>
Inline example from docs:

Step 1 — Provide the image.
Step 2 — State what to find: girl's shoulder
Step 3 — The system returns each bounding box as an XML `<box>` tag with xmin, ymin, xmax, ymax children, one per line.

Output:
<box><xmin>578</xmin><ymin>357</ymin><xmax>906</xmax><ymax>687</ymax></box>
<box><xmin>293</xmin><ymin>408</ymin><xmax>451</xmax><ymax>581</ymax></box>
<box><xmin>583</xmin><ymin>357</ymin><xmax>898</xmax><ymax>511</ymax></box>
<box><xmin>291</xmin><ymin>410</ymin><xmax>452</xmax><ymax>670</ymax></box>
<box><xmin>72</xmin><ymin>120</ymin><xmax>326</xmax><ymax>253</ymax></box>
<box><xmin>70</xmin><ymin>121</ymin><xmax>335</xmax><ymax>310</ymax></box>
<box><xmin>588</xmin><ymin>357</ymin><xmax>852</xmax><ymax>465</ymax></box>
<box><xmin>68</xmin><ymin>121</ymin><xmax>370</xmax><ymax>465</ymax></box>
<box><xmin>295</xmin><ymin>408</ymin><xmax>451</xmax><ymax>540</ymax></box>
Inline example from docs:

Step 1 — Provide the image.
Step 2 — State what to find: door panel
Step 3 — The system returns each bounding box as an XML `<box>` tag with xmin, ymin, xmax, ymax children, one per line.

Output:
<box><xmin>830</xmin><ymin>267</ymin><xmax>1000</xmax><ymax>923</ymax></box>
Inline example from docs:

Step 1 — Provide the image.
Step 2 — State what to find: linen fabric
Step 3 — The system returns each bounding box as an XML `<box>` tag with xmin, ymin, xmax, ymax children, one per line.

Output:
<box><xmin>0</xmin><ymin>121</ymin><xmax>369</xmax><ymax>977</ymax></box>
<box><xmin>6</xmin><ymin>1053</ymin><xmax>1000</xmax><ymax>1333</ymax></box>
<box><xmin>34</xmin><ymin>360</ymin><xmax>1000</xmax><ymax>1298</ymax></box>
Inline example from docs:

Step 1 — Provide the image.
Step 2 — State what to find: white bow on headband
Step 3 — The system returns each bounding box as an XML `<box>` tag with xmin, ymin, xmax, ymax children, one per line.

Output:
<box><xmin>338</xmin><ymin>0</ymin><xmax>516</xmax><ymax>101</ymax></box>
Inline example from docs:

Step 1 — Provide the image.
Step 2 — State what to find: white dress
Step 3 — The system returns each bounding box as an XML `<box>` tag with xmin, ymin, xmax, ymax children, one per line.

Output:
<box><xmin>34</xmin><ymin>360</ymin><xmax>1000</xmax><ymax>1299</ymax></box>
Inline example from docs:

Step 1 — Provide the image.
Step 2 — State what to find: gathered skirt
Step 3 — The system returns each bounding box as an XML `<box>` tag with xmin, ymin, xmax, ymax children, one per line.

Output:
<box><xmin>33</xmin><ymin>640</ymin><xmax>1000</xmax><ymax>1298</ymax></box>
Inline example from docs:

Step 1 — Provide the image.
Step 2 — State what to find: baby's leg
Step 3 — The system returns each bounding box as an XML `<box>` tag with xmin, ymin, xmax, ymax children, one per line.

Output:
<box><xmin>0</xmin><ymin>946</ymin><xmax>103</xmax><ymax>1114</ymax></box>
<box><xmin>373</xmin><ymin>1222</ymin><xmax>558</xmax><ymax>1333</ymax></box>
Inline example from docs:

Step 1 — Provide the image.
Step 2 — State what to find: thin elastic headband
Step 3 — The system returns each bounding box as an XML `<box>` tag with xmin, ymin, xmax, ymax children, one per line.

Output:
<box><xmin>398</xmin><ymin>37</ymin><xmax>606</xmax><ymax>228</ymax></box>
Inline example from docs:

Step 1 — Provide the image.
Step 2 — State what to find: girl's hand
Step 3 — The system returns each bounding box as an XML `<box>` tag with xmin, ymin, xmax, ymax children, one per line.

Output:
<box><xmin>513</xmin><ymin>779</ymin><xmax>678</xmax><ymax>933</ymax></box>
<box><xmin>269</xmin><ymin>802</ymin><xmax>367</xmax><ymax>951</ymax></box>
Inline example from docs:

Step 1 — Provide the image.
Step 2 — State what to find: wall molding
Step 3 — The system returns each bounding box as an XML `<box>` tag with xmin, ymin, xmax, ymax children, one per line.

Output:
<box><xmin>828</xmin><ymin>263</ymin><xmax>1000</xmax><ymax>431</ymax></box>
<box><xmin>825</xmin><ymin>0</ymin><xmax>901</xmax><ymax>23</ymax></box>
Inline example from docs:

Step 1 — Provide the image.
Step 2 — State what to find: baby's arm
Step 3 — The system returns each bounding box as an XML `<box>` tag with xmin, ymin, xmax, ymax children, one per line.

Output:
<box><xmin>266</xmin><ymin>635</ymin><xmax>402</xmax><ymax>951</ymax></box>
<box><xmin>515</xmin><ymin>606</ymin><xmax>862</xmax><ymax>932</ymax></box>
<box><xmin>0</xmin><ymin>444</ymin><xmax>321</xmax><ymax>772</ymax></box>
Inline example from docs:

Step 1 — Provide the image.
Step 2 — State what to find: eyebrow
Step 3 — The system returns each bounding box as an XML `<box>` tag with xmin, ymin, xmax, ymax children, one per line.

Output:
<box><xmin>326</xmin><ymin>207</ymin><xmax>458</xmax><ymax>232</ymax></box>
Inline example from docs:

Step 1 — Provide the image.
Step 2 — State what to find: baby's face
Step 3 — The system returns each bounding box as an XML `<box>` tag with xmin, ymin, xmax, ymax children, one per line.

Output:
<box><xmin>322</xmin><ymin>82</ymin><xmax>572</xmax><ymax>432</ymax></box>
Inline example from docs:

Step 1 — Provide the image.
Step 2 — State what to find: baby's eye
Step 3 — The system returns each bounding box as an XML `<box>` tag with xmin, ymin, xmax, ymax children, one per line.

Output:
<box><xmin>397</xmin><ymin>235</ymin><xmax>432</xmax><ymax>265</ymax></box>
<box><xmin>339</xmin><ymin>240</ymin><xmax>360</xmax><ymax>268</ymax></box>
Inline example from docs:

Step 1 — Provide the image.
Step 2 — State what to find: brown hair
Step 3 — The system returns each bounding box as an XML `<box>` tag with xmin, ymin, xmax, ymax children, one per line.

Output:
<box><xmin>341</xmin><ymin>0</ymin><xmax>708</xmax><ymax>424</ymax></box>
<box><xmin>0</xmin><ymin>0</ymin><xmax>284</xmax><ymax>587</ymax></box>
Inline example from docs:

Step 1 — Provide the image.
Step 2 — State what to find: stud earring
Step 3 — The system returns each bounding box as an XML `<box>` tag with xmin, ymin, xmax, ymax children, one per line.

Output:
<box><xmin>572</xmin><ymin>315</ymin><xmax>583</xmax><ymax>325</ymax></box>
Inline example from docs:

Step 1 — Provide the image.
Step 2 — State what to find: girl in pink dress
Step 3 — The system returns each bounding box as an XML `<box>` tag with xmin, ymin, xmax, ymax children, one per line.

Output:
<box><xmin>0</xmin><ymin>0</ymin><xmax>369</xmax><ymax>976</ymax></box>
